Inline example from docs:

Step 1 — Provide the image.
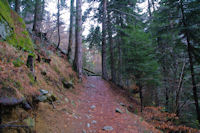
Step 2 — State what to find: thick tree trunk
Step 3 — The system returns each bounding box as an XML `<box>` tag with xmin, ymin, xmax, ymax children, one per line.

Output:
<box><xmin>15</xmin><ymin>0</ymin><xmax>20</xmax><ymax>14</ymax></box>
<box><xmin>56</xmin><ymin>0</ymin><xmax>60</xmax><ymax>50</ymax></box>
<box><xmin>107</xmin><ymin>12</ymin><xmax>116</xmax><ymax>83</ymax></box>
<box><xmin>73</xmin><ymin>0</ymin><xmax>83</xmax><ymax>79</ymax></box>
<box><xmin>33</xmin><ymin>0</ymin><xmax>41</xmax><ymax>32</ymax></box>
<box><xmin>67</xmin><ymin>0</ymin><xmax>75</xmax><ymax>62</ymax></box>
<box><xmin>180</xmin><ymin>0</ymin><xmax>200</xmax><ymax>126</ymax></box>
<box><xmin>102</xmin><ymin>0</ymin><xmax>108</xmax><ymax>80</ymax></box>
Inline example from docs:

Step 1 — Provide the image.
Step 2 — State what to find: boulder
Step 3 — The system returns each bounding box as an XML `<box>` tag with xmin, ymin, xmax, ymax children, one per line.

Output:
<box><xmin>62</xmin><ymin>80</ymin><xmax>74</xmax><ymax>89</ymax></box>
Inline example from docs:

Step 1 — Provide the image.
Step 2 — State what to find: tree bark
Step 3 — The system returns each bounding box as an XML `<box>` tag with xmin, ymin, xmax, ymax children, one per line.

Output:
<box><xmin>138</xmin><ymin>84</ymin><xmax>143</xmax><ymax>112</ymax></box>
<box><xmin>56</xmin><ymin>0</ymin><xmax>61</xmax><ymax>50</ymax></box>
<box><xmin>32</xmin><ymin>0</ymin><xmax>41</xmax><ymax>33</ymax></box>
<box><xmin>15</xmin><ymin>0</ymin><xmax>20</xmax><ymax>14</ymax></box>
<box><xmin>67</xmin><ymin>0</ymin><xmax>75</xmax><ymax>61</ymax></box>
<box><xmin>107</xmin><ymin>11</ymin><xmax>116</xmax><ymax>83</ymax></box>
<box><xmin>102</xmin><ymin>0</ymin><xmax>108</xmax><ymax>80</ymax></box>
<box><xmin>73</xmin><ymin>0</ymin><xmax>83</xmax><ymax>79</ymax></box>
<box><xmin>147</xmin><ymin>0</ymin><xmax>152</xmax><ymax>17</ymax></box>
<box><xmin>175</xmin><ymin>59</ymin><xmax>186</xmax><ymax>116</ymax></box>
<box><xmin>180</xmin><ymin>0</ymin><xmax>200</xmax><ymax>126</ymax></box>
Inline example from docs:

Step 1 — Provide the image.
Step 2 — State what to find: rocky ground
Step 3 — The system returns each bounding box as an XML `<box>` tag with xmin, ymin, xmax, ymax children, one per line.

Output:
<box><xmin>34</xmin><ymin>76</ymin><xmax>160</xmax><ymax>133</ymax></box>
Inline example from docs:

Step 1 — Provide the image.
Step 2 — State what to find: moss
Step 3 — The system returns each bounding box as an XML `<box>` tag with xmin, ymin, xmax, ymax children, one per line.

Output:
<box><xmin>13</xmin><ymin>80</ymin><xmax>24</xmax><ymax>90</ymax></box>
<box><xmin>0</xmin><ymin>1</ymin><xmax>35</xmax><ymax>55</ymax></box>
<box><xmin>12</xmin><ymin>58</ymin><xmax>24</xmax><ymax>67</ymax></box>
<box><xmin>0</xmin><ymin>0</ymin><xmax>14</xmax><ymax>28</ymax></box>
<box><xmin>27</xmin><ymin>72</ymin><xmax>36</xmax><ymax>85</ymax></box>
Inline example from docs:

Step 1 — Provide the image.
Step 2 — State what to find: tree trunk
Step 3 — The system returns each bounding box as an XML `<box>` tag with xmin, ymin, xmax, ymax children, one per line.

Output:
<box><xmin>73</xmin><ymin>0</ymin><xmax>83</xmax><ymax>79</ymax></box>
<box><xmin>56</xmin><ymin>0</ymin><xmax>61</xmax><ymax>50</ymax></box>
<box><xmin>151</xmin><ymin>0</ymin><xmax>155</xmax><ymax>12</ymax></box>
<box><xmin>165</xmin><ymin>87</ymin><xmax>169</xmax><ymax>111</ymax></box>
<box><xmin>107</xmin><ymin>11</ymin><xmax>116</xmax><ymax>83</ymax></box>
<box><xmin>175</xmin><ymin>59</ymin><xmax>186</xmax><ymax>116</ymax></box>
<box><xmin>15</xmin><ymin>0</ymin><xmax>20</xmax><ymax>14</ymax></box>
<box><xmin>180</xmin><ymin>0</ymin><xmax>200</xmax><ymax>126</ymax></box>
<box><xmin>67</xmin><ymin>0</ymin><xmax>75</xmax><ymax>61</ymax></box>
<box><xmin>138</xmin><ymin>84</ymin><xmax>143</xmax><ymax>112</ymax></box>
<box><xmin>102</xmin><ymin>0</ymin><xmax>108</xmax><ymax>80</ymax></box>
<box><xmin>0</xmin><ymin>105</ymin><xmax>2</xmax><ymax>133</ymax></box>
<box><xmin>147</xmin><ymin>0</ymin><xmax>152</xmax><ymax>17</ymax></box>
<box><xmin>33</xmin><ymin>0</ymin><xmax>41</xmax><ymax>33</ymax></box>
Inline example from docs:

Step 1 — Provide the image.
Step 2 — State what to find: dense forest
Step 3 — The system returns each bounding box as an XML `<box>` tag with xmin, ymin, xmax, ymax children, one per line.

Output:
<box><xmin>0</xmin><ymin>0</ymin><xmax>200</xmax><ymax>132</ymax></box>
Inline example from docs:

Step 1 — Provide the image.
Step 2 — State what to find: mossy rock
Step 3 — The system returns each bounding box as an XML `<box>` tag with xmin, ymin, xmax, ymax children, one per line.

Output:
<box><xmin>0</xmin><ymin>0</ymin><xmax>34</xmax><ymax>54</ymax></box>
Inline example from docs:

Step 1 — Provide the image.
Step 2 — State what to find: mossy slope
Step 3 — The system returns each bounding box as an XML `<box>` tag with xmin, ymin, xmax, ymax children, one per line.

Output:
<box><xmin>0</xmin><ymin>0</ymin><xmax>34</xmax><ymax>53</ymax></box>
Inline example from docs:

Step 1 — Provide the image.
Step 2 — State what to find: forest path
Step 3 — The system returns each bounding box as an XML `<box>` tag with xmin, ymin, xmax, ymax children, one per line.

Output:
<box><xmin>65</xmin><ymin>76</ymin><xmax>160</xmax><ymax>133</ymax></box>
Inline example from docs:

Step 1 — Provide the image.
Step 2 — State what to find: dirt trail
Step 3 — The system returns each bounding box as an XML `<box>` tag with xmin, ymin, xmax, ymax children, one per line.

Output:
<box><xmin>64</xmin><ymin>76</ymin><xmax>160</xmax><ymax>133</ymax></box>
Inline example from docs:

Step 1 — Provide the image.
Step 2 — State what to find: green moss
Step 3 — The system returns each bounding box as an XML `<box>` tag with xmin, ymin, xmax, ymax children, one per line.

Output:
<box><xmin>0</xmin><ymin>0</ymin><xmax>14</xmax><ymax>28</ymax></box>
<box><xmin>12</xmin><ymin>58</ymin><xmax>24</xmax><ymax>67</ymax></box>
<box><xmin>0</xmin><ymin>1</ymin><xmax>35</xmax><ymax>55</ymax></box>
<box><xmin>27</xmin><ymin>72</ymin><xmax>36</xmax><ymax>85</ymax></box>
<box><xmin>13</xmin><ymin>80</ymin><xmax>24</xmax><ymax>90</ymax></box>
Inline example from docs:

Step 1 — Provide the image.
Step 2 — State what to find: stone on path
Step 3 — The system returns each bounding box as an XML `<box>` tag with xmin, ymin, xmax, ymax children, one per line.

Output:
<box><xmin>65</xmin><ymin>97</ymin><xmax>69</xmax><ymax>103</ymax></box>
<box><xmin>116</xmin><ymin>108</ymin><xmax>123</xmax><ymax>113</ymax></box>
<box><xmin>82</xmin><ymin>129</ymin><xmax>87</xmax><ymax>133</ymax></box>
<box><xmin>91</xmin><ymin>120</ymin><xmax>97</xmax><ymax>124</ymax></box>
<box><xmin>87</xmin><ymin>123</ymin><xmax>90</xmax><ymax>128</ymax></box>
<box><xmin>120</xmin><ymin>102</ymin><xmax>126</xmax><ymax>107</ymax></box>
<box><xmin>90</xmin><ymin>105</ymin><xmax>96</xmax><ymax>109</ymax></box>
<box><xmin>90</xmin><ymin>84</ymin><xmax>95</xmax><ymax>88</ymax></box>
<box><xmin>103</xmin><ymin>126</ymin><xmax>113</xmax><ymax>131</ymax></box>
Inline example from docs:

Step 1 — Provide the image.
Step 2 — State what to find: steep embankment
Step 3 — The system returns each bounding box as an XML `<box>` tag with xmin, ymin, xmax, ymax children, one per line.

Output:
<box><xmin>0</xmin><ymin>1</ymin><xmax>78</xmax><ymax>132</ymax></box>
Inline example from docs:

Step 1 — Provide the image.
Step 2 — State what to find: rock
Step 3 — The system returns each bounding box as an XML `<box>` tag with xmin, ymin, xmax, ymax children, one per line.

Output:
<box><xmin>82</xmin><ymin>129</ymin><xmax>87</xmax><ymax>133</ymax></box>
<box><xmin>103</xmin><ymin>126</ymin><xmax>113</xmax><ymax>131</ymax></box>
<box><xmin>120</xmin><ymin>102</ymin><xmax>125</xmax><ymax>107</ymax></box>
<box><xmin>87</xmin><ymin>123</ymin><xmax>90</xmax><ymax>128</ymax></box>
<box><xmin>85</xmin><ymin>114</ymin><xmax>91</xmax><ymax>119</ymax></box>
<box><xmin>47</xmin><ymin>93</ymin><xmax>57</xmax><ymax>102</ymax></box>
<box><xmin>36</xmin><ymin>95</ymin><xmax>47</xmax><ymax>102</ymax></box>
<box><xmin>62</xmin><ymin>80</ymin><xmax>74</xmax><ymax>89</ymax></box>
<box><xmin>90</xmin><ymin>105</ymin><xmax>96</xmax><ymax>109</ymax></box>
<box><xmin>90</xmin><ymin>84</ymin><xmax>95</xmax><ymax>88</ymax></box>
<box><xmin>115</xmin><ymin>108</ymin><xmax>123</xmax><ymax>113</ymax></box>
<box><xmin>22</xmin><ymin>101</ymin><xmax>32</xmax><ymax>110</ymax></box>
<box><xmin>0</xmin><ymin>18</ymin><xmax>11</xmax><ymax>40</ymax></box>
<box><xmin>65</xmin><ymin>98</ymin><xmax>69</xmax><ymax>103</ymax></box>
<box><xmin>39</xmin><ymin>89</ymin><xmax>49</xmax><ymax>95</ymax></box>
<box><xmin>91</xmin><ymin>120</ymin><xmax>97</xmax><ymax>124</ymax></box>
<box><xmin>0</xmin><ymin>97</ymin><xmax>24</xmax><ymax>106</ymax></box>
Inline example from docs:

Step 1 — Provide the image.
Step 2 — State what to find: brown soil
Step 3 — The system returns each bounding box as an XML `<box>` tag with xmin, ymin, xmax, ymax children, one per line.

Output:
<box><xmin>35</xmin><ymin>76</ymin><xmax>160</xmax><ymax>133</ymax></box>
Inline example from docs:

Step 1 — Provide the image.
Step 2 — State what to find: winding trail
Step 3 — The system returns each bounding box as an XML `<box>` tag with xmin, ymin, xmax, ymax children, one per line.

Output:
<box><xmin>66</xmin><ymin>76</ymin><xmax>159</xmax><ymax>133</ymax></box>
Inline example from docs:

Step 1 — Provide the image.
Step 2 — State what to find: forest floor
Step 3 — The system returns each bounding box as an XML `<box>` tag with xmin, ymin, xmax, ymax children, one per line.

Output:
<box><xmin>35</xmin><ymin>76</ymin><xmax>160</xmax><ymax>133</ymax></box>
